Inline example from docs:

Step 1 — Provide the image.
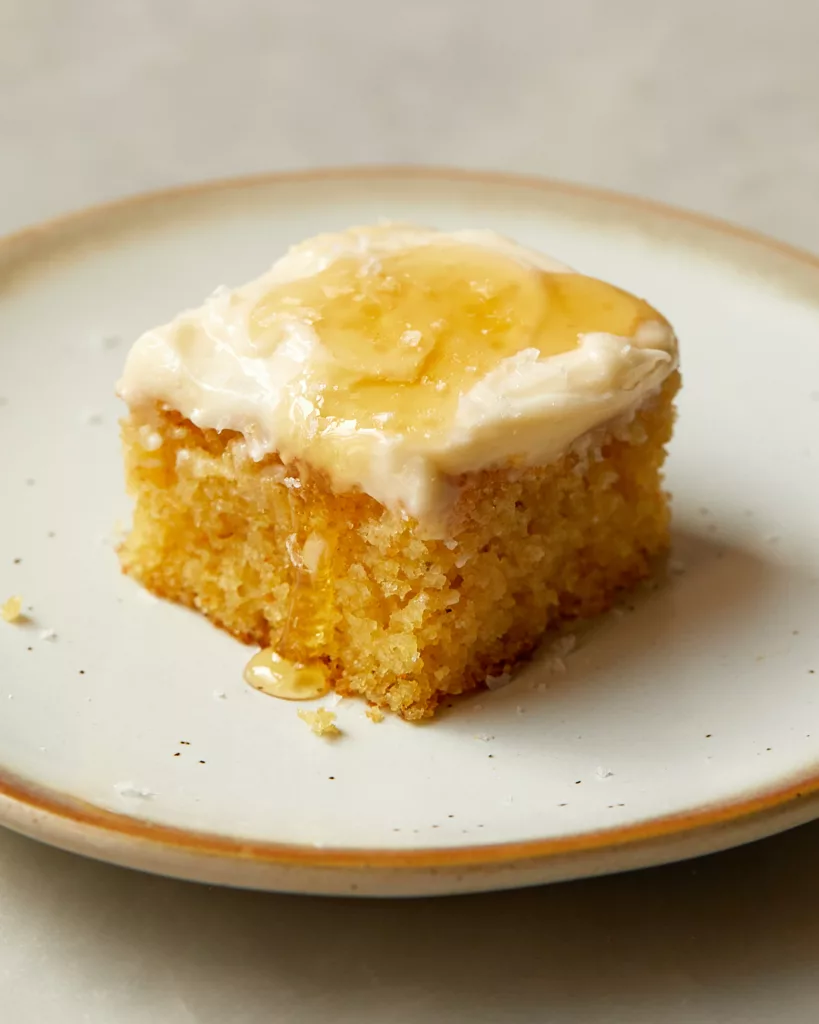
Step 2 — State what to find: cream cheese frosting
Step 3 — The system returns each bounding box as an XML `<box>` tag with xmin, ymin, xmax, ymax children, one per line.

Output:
<box><xmin>118</xmin><ymin>223</ymin><xmax>678</xmax><ymax>520</ymax></box>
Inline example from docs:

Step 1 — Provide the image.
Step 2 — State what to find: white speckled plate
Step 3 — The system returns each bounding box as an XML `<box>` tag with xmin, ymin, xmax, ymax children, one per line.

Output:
<box><xmin>2</xmin><ymin>168</ymin><xmax>819</xmax><ymax>897</ymax></box>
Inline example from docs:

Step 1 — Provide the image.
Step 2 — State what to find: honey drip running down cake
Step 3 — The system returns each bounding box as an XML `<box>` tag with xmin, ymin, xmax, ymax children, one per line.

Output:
<box><xmin>118</xmin><ymin>224</ymin><xmax>680</xmax><ymax>719</ymax></box>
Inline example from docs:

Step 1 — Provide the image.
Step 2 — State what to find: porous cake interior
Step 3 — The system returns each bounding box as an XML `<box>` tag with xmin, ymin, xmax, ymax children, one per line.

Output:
<box><xmin>120</xmin><ymin>373</ymin><xmax>679</xmax><ymax>719</ymax></box>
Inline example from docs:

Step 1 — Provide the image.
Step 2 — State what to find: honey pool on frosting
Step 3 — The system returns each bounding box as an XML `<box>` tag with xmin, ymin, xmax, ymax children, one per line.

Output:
<box><xmin>243</xmin><ymin>240</ymin><xmax>659</xmax><ymax>701</ymax></box>
<box><xmin>249</xmin><ymin>242</ymin><xmax>658</xmax><ymax>449</ymax></box>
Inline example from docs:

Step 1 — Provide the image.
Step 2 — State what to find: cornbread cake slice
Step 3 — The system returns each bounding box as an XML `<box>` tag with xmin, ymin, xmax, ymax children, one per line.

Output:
<box><xmin>118</xmin><ymin>224</ymin><xmax>679</xmax><ymax>719</ymax></box>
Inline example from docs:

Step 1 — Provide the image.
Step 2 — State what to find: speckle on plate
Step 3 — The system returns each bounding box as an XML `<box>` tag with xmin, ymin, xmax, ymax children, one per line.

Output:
<box><xmin>39</xmin><ymin>629</ymin><xmax>58</xmax><ymax>642</ymax></box>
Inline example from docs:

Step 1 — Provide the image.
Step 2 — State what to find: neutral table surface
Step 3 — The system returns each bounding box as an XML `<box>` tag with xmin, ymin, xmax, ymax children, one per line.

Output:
<box><xmin>3</xmin><ymin>2</ymin><xmax>819</xmax><ymax>1021</ymax></box>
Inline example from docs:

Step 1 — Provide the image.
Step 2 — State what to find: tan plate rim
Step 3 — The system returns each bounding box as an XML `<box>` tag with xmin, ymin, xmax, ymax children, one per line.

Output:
<box><xmin>3</xmin><ymin>164</ymin><xmax>819</xmax><ymax>878</ymax></box>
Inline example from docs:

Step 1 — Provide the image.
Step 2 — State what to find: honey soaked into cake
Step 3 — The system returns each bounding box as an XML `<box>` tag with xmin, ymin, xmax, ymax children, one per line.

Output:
<box><xmin>245</xmin><ymin>515</ymin><xmax>336</xmax><ymax>702</ymax></box>
<box><xmin>243</xmin><ymin>243</ymin><xmax>659</xmax><ymax>702</ymax></box>
<box><xmin>249</xmin><ymin>243</ymin><xmax>657</xmax><ymax>446</ymax></box>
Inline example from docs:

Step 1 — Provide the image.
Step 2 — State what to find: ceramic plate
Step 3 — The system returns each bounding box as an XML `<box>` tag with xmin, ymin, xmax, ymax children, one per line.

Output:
<box><xmin>2</xmin><ymin>168</ymin><xmax>819</xmax><ymax>897</ymax></box>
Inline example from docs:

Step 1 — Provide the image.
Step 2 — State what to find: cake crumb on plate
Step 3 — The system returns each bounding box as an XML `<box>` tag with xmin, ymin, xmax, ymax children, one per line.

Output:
<box><xmin>1</xmin><ymin>595</ymin><xmax>23</xmax><ymax>623</ymax></box>
<box><xmin>298</xmin><ymin>707</ymin><xmax>341</xmax><ymax>737</ymax></box>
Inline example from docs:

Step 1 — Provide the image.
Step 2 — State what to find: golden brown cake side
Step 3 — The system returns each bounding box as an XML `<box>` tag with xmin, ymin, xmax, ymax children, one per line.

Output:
<box><xmin>120</xmin><ymin>372</ymin><xmax>679</xmax><ymax>720</ymax></box>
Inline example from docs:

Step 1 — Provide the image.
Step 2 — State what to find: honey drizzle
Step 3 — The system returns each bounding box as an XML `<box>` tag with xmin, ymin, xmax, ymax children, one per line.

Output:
<box><xmin>243</xmin><ymin>472</ymin><xmax>336</xmax><ymax>701</ymax></box>
<box><xmin>243</xmin><ymin>648</ymin><xmax>330</xmax><ymax>701</ymax></box>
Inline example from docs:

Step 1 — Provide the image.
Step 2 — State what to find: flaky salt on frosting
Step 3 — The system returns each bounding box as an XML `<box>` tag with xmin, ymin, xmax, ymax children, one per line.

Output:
<box><xmin>118</xmin><ymin>223</ymin><xmax>678</xmax><ymax>521</ymax></box>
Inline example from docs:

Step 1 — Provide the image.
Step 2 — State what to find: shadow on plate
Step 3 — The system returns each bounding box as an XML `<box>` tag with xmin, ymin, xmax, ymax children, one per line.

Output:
<box><xmin>445</xmin><ymin>524</ymin><xmax>803</xmax><ymax>731</ymax></box>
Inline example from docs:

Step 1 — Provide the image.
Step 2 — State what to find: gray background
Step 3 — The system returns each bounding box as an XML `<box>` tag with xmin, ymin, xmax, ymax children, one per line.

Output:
<box><xmin>3</xmin><ymin>1</ymin><xmax>819</xmax><ymax>1020</ymax></box>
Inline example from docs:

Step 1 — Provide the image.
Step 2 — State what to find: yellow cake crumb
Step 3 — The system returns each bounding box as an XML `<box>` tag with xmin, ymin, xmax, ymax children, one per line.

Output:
<box><xmin>1</xmin><ymin>595</ymin><xmax>23</xmax><ymax>623</ymax></box>
<box><xmin>297</xmin><ymin>707</ymin><xmax>341</xmax><ymax>737</ymax></box>
<box><xmin>365</xmin><ymin>705</ymin><xmax>385</xmax><ymax>723</ymax></box>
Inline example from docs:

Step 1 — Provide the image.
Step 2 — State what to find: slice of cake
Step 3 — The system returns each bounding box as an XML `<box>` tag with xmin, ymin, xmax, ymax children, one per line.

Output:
<box><xmin>118</xmin><ymin>224</ymin><xmax>679</xmax><ymax>719</ymax></box>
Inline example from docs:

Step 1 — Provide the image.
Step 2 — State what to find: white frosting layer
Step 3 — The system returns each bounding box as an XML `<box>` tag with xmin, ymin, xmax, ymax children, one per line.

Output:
<box><xmin>118</xmin><ymin>224</ymin><xmax>678</xmax><ymax>520</ymax></box>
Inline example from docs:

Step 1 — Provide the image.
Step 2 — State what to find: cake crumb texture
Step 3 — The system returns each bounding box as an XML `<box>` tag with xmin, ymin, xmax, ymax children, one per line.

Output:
<box><xmin>120</xmin><ymin>373</ymin><xmax>679</xmax><ymax>719</ymax></box>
